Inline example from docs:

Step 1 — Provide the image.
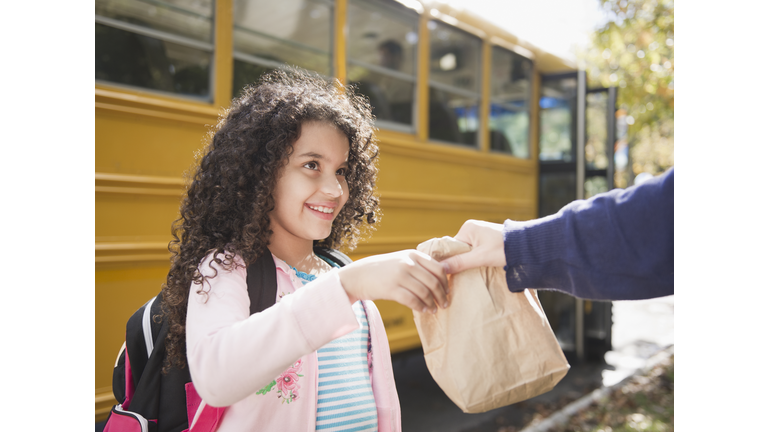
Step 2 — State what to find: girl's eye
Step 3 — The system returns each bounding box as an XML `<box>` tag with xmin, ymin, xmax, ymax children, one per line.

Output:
<box><xmin>336</xmin><ymin>167</ymin><xmax>348</xmax><ymax>176</ymax></box>
<box><xmin>303</xmin><ymin>161</ymin><xmax>319</xmax><ymax>170</ymax></box>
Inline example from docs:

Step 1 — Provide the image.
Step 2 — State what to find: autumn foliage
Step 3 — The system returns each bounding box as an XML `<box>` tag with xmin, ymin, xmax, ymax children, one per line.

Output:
<box><xmin>579</xmin><ymin>0</ymin><xmax>674</xmax><ymax>186</ymax></box>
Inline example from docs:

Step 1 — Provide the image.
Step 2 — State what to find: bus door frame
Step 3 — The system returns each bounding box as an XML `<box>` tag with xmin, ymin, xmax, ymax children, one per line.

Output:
<box><xmin>538</xmin><ymin>70</ymin><xmax>618</xmax><ymax>362</ymax></box>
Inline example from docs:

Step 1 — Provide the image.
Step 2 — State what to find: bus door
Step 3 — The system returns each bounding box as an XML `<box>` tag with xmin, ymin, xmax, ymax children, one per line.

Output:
<box><xmin>538</xmin><ymin>70</ymin><xmax>618</xmax><ymax>362</ymax></box>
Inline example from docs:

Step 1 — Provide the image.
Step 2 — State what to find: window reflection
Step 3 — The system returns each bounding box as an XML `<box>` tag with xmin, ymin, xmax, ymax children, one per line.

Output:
<box><xmin>347</xmin><ymin>0</ymin><xmax>419</xmax><ymax>131</ymax></box>
<box><xmin>232</xmin><ymin>62</ymin><xmax>274</xmax><ymax>99</ymax></box>
<box><xmin>96</xmin><ymin>0</ymin><xmax>213</xmax><ymax>43</ymax></box>
<box><xmin>232</xmin><ymin>0</ymin><xmax>333</xmax><ymax>98</ymax></box>
<box><xmin>95</xmin><ymin>0</ymin><xmax>214</xmax><ymax>98</ymax></box>
<box><xmin>586</xmin><ymin>91</ymin><xmax>609</xmax><ymax>170</ymax></box>
<box><xmin>490</xmin><ymin>46</ymin><xmax>532</xmax><ymax>158</ymax></box>
<box><xmin>429</xmin><ymin>87</ymin><xmax>478</xmax><ymax>145</ymax></box>
<box><xmin>539</xmin><ymin>77</ymin><xmax>577</xmax><ymax>162</ymax></box>
<box><xmin>428</xmin><ymin>21</ymin><xmax>482</xmax><ymax>146</ymax></box>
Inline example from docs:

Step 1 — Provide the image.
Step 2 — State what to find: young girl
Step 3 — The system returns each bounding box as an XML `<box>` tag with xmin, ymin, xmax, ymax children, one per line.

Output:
<box><xmin>161</xmin><ymin>68</ymin><xmax>449</xmax><ymax>432</ymax></box>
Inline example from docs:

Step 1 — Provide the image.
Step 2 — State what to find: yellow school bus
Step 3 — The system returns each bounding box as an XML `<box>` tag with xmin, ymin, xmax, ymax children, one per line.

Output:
<box><xmin>94</xmin><ymin>0</ymin><xmax>613</xmax><ymax>422</ymax></box>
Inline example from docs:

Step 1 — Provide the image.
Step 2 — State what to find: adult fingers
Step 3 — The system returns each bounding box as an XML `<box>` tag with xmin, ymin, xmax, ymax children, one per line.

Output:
<box><xmin>453</xmin><ymin>219</ymin><xmax>481</xmax><ymax>245</ymax></box>
<box><xmin>441</xmin><ymin>249</ymin><xmax>480</xmax><ymax>275</ymax></box>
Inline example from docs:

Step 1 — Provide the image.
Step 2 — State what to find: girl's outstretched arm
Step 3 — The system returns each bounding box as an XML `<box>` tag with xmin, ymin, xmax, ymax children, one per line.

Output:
<box><xmin>337</xmin><ymin>249</ymin><xmax>450</xmax><ymax>313</ymax></box>
<box><xmin>186</xmin><ymin>253</ymin><xmax>360</xmax><ymax>407</ymax></box>
<box><xmin>187</xmin><ymin>250</ymin><xmax>449</xmax><ymax>408</ymax></box>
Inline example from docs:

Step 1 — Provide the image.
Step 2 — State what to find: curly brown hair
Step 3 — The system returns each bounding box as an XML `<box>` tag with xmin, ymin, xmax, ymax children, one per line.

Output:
<box><xmin>161</xmin><ymin>67</ymin><xmax>380</xmax><ymax>372</ymax></box>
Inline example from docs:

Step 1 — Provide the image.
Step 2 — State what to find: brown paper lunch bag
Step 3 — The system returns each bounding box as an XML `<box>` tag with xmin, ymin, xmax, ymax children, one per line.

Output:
<box><xmin>414</xmin><ymin>236</ymin><xmax>570</xmax><ymax>414</ymax></box>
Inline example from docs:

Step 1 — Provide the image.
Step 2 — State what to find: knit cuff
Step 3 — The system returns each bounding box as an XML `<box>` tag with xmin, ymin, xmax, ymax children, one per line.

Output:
<box><xmin>502</xmin><ymin>215</ymin><xmax>564</xmax><ymax>291</ymax></box>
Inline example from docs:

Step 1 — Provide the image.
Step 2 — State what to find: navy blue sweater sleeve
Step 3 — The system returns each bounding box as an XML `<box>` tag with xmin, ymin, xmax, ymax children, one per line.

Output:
<box><xmin>503</xmin><ymin>168</ymin><xmax>674</xmax><ymax>300</ymax></box>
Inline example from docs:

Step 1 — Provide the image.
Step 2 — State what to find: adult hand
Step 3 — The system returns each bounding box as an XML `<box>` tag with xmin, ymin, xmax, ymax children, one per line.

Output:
<box><xmin>440</xmin><ymin>219</ymin><xmax>506</xmax><ymax>274</ymax></box>
<box><xmin>337</xmin><ymin>250</ymin><xmax>449</xmax><ymax>313</ymax></box>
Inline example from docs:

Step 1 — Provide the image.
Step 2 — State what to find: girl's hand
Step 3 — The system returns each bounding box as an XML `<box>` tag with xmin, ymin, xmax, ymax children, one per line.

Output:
<box><xmin>337</xmin><ymin>250</ymin><xmax>450</xmax><ymax>313</ymax></box>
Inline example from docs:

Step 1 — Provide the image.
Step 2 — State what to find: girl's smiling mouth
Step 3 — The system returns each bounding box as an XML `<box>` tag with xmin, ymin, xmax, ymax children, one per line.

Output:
<box><xmin>306</xmin><ymin>203</ymin><xmax>337</xmax><ymax>220</ymax></box>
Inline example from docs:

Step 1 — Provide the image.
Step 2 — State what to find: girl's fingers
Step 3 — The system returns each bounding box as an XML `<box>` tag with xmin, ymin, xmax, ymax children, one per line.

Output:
<box><xmin>407</xmin><ymin>256</ymin><xmax>449</xmax><ymax>310</ymax></box>
<box><xmin>391</xmin><ymin>286</ymin><xmax>430</xmax><ymax>313</ymax></box>
<box><xmin>337</xmin><ymin>249</ymin><xmax>450</xmax><ymax>313</ymax></box>
<box><xmin>400</xmin><ymin>272</ymin><xmax>438</xmax><ymax>313</ymax></box>
<box><xmin>412</xmin><ymin>252</ymin><xmax>450</xmax><ymax>305</ymax></box>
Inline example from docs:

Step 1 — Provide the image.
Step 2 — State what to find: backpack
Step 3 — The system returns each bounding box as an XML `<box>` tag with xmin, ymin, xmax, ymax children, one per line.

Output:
<box><xmin>105</xmin><ymin>247</ymin><xmax>352</xmax><ymax>432</ymax></box>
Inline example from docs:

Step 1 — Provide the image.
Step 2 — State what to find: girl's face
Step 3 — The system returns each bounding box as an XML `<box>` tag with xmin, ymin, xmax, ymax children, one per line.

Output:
<box><xmin>269</xmin><ymin>121</ymin><xmax>350</xmax><ymax>248</ymax></box>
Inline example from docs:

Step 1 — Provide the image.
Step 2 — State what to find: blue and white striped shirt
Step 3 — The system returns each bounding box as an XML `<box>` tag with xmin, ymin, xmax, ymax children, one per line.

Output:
<box><xmin>290</xmin><ymin>261</ymin><xmax>378</xmax><ymax>432</ymax></box>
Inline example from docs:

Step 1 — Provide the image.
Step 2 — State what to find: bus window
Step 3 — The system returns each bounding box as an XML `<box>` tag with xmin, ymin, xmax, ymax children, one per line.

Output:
<box><xmin>347</xmin><ymin>0</ymin><xmax>419</xmax><ymax>133</ymax></box>
<box><xmin>489</xmin><ymin>46</ymin><xmax>533</xmax><ymax>158</ymax></box>
<box><xmin>427</xmin><ymin>20</ymin><xmax>482</xmax><ymax>147</ymax></box>
<box><xmin>539</xmin><ymin>76</ymin><xmax>577</xmax><ymax>163</ymax></box>
<box><xmin>95</xmin><ymin>0</ymin><xmax>214</xmax><ymax>99</ymax></box>
<box><xmin>232</xmin><ymin>0</ymin><xmax>334</xmax><ymax>98</ymax></box>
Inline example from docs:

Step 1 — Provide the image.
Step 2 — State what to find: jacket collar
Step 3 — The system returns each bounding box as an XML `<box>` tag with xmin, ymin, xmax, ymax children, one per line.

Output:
<box><xmin>272</xmin><ymin>254</ymin><xmax>293</xmax><ymax>276</ymax></box>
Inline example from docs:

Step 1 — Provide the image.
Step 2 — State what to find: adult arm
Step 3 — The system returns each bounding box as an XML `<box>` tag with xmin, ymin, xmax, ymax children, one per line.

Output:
<box><xmin>503</xmin><ymin>168</ymin><xmax>674</xmax><ymax>300</ymax></box>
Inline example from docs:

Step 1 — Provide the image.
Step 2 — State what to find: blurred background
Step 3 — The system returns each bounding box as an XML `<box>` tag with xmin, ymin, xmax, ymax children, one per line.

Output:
<box><xmin>93</xmin><ymin>0</ymin><xmax>673</xmax><ymax>429</ymax></box>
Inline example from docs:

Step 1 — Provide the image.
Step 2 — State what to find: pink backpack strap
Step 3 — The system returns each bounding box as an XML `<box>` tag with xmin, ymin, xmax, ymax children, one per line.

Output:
<box><xmin>123</xmin><ymin>341</ymin><xmax>135</xmax><ymax>409</ymax></box>
<box><xmin>185</xmin><ymin>382</ymin><xmax>226</xmax><ymax>432</ymax></box>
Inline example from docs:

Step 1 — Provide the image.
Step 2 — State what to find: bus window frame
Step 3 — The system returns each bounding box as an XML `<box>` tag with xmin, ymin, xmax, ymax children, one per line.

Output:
<box><xmin>538</xmin><ymin>69</ymin><xmax>618</xmax><ymax>363</ymax></box>
<box><xmin>346</xmin><ymin>0</ymin><xmax>421</xmax><ymax>135</ymax></box>
<box><xmin>231</xmin><ymin>0</ymin><xmax>336</xmax><ymax>83</ymax></box>
<box><xmin>95</xmin><ymin>1</ymin><xmax>216</xmax><ymax>103</ymax></box>
<box><xmin>488</xmin><ymin>44</ymin><xmax>535</xmax><ymax>159</ymax></box>
<box><xmin>426</xmin><ymin>18</ymin><xmax>484</xmax><ymax>149</ymax></box>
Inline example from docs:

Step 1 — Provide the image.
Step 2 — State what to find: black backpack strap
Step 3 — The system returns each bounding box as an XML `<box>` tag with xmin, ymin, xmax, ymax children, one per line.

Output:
<box><xmin>313</xmin><ymin>246</ymin><xmax>353</xmax><ymax>267</ymax></box>
<box><xmin>149</xmin><ymin>294</ymin><xmax>163</xmax><ymax>348</ymax></box>
<box><xmin>246</xmin><ymin>250</ymin><xmax>279</xmax><ymax>315</ymax></box>
<box><xmin>245</xmin><ymin>247</ymin><xmax>351</xmax><ymax>315</ymax></box>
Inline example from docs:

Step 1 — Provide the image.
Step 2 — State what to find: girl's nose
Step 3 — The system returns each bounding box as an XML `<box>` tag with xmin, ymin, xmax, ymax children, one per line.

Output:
<box><xmin>320</xmin><ymin>173</ymin><xmax>344</xmax><ymax>198</ymax></box>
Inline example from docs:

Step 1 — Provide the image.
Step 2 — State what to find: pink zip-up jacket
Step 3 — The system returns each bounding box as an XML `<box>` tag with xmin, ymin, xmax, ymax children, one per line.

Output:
<box><xmin>186</xmin><ymin>252</ymin><xmax>402</xmax><ymax>431</ymax></box>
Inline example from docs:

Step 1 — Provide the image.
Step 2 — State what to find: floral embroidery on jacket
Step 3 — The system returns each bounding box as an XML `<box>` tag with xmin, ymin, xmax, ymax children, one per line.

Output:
<box><xmin>256</xmin><ymin>359</ymin><xmax>304</xmax><ymax>404</ymax></box>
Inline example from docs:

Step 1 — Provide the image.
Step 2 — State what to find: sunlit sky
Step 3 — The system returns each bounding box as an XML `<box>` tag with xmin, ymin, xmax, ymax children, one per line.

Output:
<box><xmin>435</xmin><ymin>0</ymin><xmax>607</xmax><ymax>62</ymax></box>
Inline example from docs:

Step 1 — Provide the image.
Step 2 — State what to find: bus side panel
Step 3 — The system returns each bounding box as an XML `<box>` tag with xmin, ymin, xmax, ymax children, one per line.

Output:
<box><xmin>95</xmin><ymin>103</ymin><xmax>213</xmax><ymax>178</ymax></box>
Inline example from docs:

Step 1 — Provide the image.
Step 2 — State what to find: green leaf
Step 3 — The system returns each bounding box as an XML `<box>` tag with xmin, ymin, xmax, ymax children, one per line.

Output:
<box><xmin>256</xmin><ymin>380</ymin><xmax>277</xmax><ymax>395</ymax></box>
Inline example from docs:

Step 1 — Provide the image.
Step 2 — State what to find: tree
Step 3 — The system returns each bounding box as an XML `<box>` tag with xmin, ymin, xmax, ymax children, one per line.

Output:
<box><xmin>579</xmin><ymin>0</ymin><xmax>674</xmax><ymax>188</ymax></box>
